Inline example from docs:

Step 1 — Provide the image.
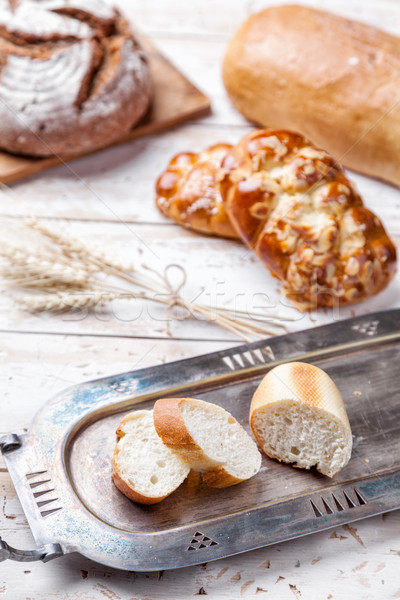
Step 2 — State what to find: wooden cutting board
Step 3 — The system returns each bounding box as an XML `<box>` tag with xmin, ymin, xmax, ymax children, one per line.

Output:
<box><xmin>0</xmin><ymin>36</ymin><xmax>211</xmax><ymax>184</ymax></box>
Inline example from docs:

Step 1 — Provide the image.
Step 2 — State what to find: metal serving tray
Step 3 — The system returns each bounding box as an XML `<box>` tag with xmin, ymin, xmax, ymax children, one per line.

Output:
<box><xmin>1</xmin><ymin>309</ymin><xmax>400</xmax><ymax>570</ymax></box>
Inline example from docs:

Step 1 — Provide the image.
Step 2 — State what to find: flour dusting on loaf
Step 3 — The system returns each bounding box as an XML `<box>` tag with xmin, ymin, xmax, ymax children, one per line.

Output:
<box><xmin>0</xmin><ymin>0</ymin><xmax>152</xmax><ymax>156</ymax></box>
<box><xmin>0</xmin><ymin>1</ymin><xmax>92</xmax><ymax>40</ymax></box>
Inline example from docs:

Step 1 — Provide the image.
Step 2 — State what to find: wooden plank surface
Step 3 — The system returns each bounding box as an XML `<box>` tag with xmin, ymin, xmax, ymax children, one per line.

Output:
<box><xmin>0</xmin><ymin>332</ymin><xmax>235</xmax><ymax>438</ymax></box>
<box><xmin>1</xmin><ymin>0</ymin><xmax>400</xmax><ymax>598</ymax></box>
<box><xmin>1</xmin><ymin>481</ymin><xmax>399</xmax><ymax>599</ymax></box>
<box><xmin>0</xmin><ymin>219</ymin><xmax>398</xmax><ymax>342</ymax></box>
<box><xmin>117</xmin><ymin>0</ymin><xmax>400</xmax><ymax>38</ymax></box>
<box><xmin>0</xmin><ymin>37</ymin><xmax>210</xmax><ymax>184</ymax></box>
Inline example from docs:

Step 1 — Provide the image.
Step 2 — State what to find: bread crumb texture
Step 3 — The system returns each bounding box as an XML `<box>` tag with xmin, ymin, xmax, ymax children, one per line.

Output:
<box><xmin>250</xmin><ymin>362</ymin><xmax>352</xmax><ymax>477</ymax></box>
<box><xmin>113</xmin><ymin>410</ymin><xmax>189</xmax><ymax>501</ymax></box>
<box><xmin>180</xmin><ymin>398</ymin><xmax>261</xmax><ymax>481</ymax></box>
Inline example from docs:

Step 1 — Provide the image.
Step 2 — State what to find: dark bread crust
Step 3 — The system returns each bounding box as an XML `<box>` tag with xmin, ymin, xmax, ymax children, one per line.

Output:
<box><xmin>0</xmin><ymin>0</ymin><xmax>152</xmax><ymax>156</ymax></box>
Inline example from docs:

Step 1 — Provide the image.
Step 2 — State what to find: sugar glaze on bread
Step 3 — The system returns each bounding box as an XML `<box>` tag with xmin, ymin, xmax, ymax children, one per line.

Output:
<box><xmin>156</xmin><ymin>143</ymin><xmax>238</xmax><ymax>239</ymax></box>
<box><xmin>221</xmin><ymin>129</ymin><xmax>397</xmax><ymax>310</ymax></box>
<box><xmin>155</xmin><ymin>128</ymin><xmax>397</xmax><ymax>310</ymax></box>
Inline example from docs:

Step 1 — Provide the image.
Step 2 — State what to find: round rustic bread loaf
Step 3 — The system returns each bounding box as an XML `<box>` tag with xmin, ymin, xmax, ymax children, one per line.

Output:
<box><xmin>0</xmin><ymin>0</ymin><xmax>152</xmax><ymax>156</ymax></box>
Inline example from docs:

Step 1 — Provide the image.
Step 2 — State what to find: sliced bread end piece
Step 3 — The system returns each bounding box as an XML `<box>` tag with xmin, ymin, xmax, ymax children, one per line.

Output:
<box><xmin>153</xmin><ymin>397</ymin><xmax>261</xmax><ymax>487</ymax></box>
<box><xmin>250</xmin><ymin>362</ymin><xmax>352</xmax><ymax>478</ymax></box>
<box><xmin>112</xmin><ymin>410</ymin><xmax>190</xmax><ymax>505</ymax></box>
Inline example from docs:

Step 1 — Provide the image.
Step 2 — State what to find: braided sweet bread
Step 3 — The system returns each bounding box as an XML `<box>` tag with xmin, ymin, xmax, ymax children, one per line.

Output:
<box><xmin>156</xmin><ymin>143</ymin><xmax>238</xmax><ymax>239</ymax></box>
<box><xmin>155</xmin><ymin>129</ymin><xmax>397</xmax><ymax>310</ymax></box>
<box><xmin>0</xmin><ymin>0</ymin><xmax>152</xmax><ymax>156</ymax></box>
<box><xmin>221</xmin><ymin>129</ymin><xmax>397</xmax><ymax>309</ymax></box>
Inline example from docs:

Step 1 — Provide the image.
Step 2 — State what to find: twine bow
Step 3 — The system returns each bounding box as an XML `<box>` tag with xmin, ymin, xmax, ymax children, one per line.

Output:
<box><xmin>163</xmin><ymin>263</ymin><xmax>191</xmax><ymax>322</ymax></box>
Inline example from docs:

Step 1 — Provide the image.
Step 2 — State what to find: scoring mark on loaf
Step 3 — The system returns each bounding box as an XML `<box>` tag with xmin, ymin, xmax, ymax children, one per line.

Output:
<box><xmin>187</xmin><ymin>531</ymin><xmax>218</xmax><ymax>551</ymax></box>
<box><xmin>222</xmin><ymin>346</ymin><xmax>275</xmax><ymax>371</ymax></box>
<box><xmin>310</xmin><ymin>487</ymin><xmax>367</xmax><ymax>518</ymax></box>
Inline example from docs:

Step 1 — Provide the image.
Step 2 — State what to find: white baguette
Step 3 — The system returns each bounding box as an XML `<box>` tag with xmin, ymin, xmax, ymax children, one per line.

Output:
<box><xmin>153</xmin><ymin>397</ymin><xmax>261</xmax><ymax>488</ymax></box>
<box><xmin>250</xmin><ymin>363</ymin><xmax>352</xmax><ymax>477</ymax></box>
<box><xmin>111</xmin><ymin>410</ymin><xmax>190</xmax><ymax>505</ymax></box>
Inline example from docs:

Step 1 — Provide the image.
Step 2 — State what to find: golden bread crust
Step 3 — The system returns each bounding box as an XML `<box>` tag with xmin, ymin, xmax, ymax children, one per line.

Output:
<box><xmin>222</xmin><ymin>4</ymin><xmax>400</xmax><ymax>187</ymax></box>
<box><xmin>153</xmin><ymin>397</ymin><xmax>258</xmax><ymax>487</ymax></box>
<box><xmin>221</xmin><ymin>129</ymin><xmax>397</xmax><ymax>309</ymax></box>
<box><xmin>250</xmin><ymin>362</ymin><xmax>350</xmax><ymax>426</ymax></box>
<box><xmin>202</xmin><ymin>468</ymin><xmax>245</xmax><ymax>488</ymax></box>
<box><xmin>153</xmin><ymin>397</ymin><xmax>199</xmax><ymax>450</ymax></box>
<box><xmin>249</xmin><ymin>362</ymin><xmax>353</xmax><ymax>477</ymax></box>
<box><xmin>155</xmin><ymin>143</ymin><xmax>239</xmax><ymax>239</ymax></box>
<box><xmin>111</xmin><ymin>409</ymin><xmax>187</xmax><ymax>505</ymax></box>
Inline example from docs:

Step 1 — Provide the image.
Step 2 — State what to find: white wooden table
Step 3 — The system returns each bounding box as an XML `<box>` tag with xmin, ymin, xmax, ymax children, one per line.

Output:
<box><xmin>1</xmin><ymin>1</ymin><xmax>400</xmax><ymax>598</ymax></box>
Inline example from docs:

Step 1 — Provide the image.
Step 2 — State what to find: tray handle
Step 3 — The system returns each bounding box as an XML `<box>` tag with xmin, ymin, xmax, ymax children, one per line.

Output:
<box><xmin>0</xmin><ymin>537</ymin><xmax>63</xmax><ymax>563</ymax></box>
<box><xmin>1</xmin><ymin>435</ymin><xmax>64</xmax><ymax>563</ymax></box>
<box><xmin>0</xmin><ymin>433</ymin><xmax>22</xmax><ymax>453</ymax></box>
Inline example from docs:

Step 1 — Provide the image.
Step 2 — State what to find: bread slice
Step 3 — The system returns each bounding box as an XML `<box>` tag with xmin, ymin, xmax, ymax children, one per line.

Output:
<box><xmin>250</xmin><ymin>362</ymin><xmax>352</xmax><ymax>478</ymax></box>
<box><xmin>111</xmin><ymin>410</ymin><xmax>190</xmax><ymax>505</ymax></box>
<box><xmin>153</xmin><ymin>397</ymin><xmax>261</xmax><ymax>487</ymax></box>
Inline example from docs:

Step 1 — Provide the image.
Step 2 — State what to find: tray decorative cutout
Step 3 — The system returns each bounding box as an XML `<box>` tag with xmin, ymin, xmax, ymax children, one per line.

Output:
<box><xmin>1</xmin><ymin>309</ymin><xmax>400</xmax><ymax>571</ymax></box>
